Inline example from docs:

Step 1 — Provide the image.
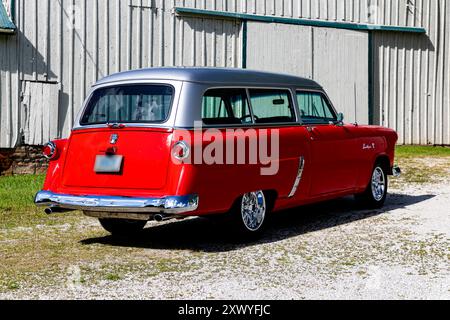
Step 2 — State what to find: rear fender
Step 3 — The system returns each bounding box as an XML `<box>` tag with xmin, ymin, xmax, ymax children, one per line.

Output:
<box><xmin>43</xmin><ymin>139</ymin><xmax>69</xmax><ymax>190</ymax></box>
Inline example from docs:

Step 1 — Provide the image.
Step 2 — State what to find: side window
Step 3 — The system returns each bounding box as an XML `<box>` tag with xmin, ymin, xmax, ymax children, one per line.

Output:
<box><xmin>296</xmin><ymin>91</ymin><xmax>337</xmax><ymax>124</ymax></box>
<box><xmin>202</xmin><ymin>89</ymin><xmax>252</xmax><ymax>125</ymax></box>
<box><xmin>248</xmin><ymin>89</ymin><xmax>296</xmax><ymax>124</ymax></box>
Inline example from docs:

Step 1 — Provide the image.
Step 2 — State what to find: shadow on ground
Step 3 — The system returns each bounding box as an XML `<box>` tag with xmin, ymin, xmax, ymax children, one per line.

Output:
<box><xmin>81</xmin><ymin>193</ymin><xmax>435</xmax><ymax>253</ymax></box>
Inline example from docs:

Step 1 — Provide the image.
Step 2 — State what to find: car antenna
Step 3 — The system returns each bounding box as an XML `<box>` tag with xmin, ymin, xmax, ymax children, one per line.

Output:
<box><xmin>353</xmin><ymin>83</ymin><xmax>359</xmax><ymax>126</ymax></box>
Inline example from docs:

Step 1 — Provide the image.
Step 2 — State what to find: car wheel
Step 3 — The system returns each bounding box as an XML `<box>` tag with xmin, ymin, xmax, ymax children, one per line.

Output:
<box><xmin>99</xmin><ymin>218</ymin><xmax>147</xmax><ymax>236</ymax></box>
<box><xmin>355</xmin><ymin>162</ymin><xmax>388</xmax><ymax>209</ymax></box>
<box><xmin>231</xmin><ymin>191</ymin><xmax>268</xmax><ymax>237</ymax></box>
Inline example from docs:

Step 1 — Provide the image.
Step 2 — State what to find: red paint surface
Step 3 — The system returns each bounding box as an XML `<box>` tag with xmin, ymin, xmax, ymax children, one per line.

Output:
<box><xmin>42</xmin><ymin>123</ymin><xmax>398</xmax><ymax>216</ymax></box>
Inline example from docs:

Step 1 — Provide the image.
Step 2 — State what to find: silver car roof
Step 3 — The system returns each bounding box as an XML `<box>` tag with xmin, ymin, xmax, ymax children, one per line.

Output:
<box><xmin>94</xmin><ymin>67</ymin><xmax>322</xmax><ymax>89</ymax></box>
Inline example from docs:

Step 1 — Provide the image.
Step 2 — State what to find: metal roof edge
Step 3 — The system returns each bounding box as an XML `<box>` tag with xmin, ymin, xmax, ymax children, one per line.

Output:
<box><xmin>175</xmin><ymin>7</ymin><xmax>427</xmax><ymax>34</ymax></box>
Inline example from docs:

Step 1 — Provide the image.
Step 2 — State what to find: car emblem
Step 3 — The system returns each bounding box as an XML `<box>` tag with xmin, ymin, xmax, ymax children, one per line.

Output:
<box><xmin>363</xmin><ymin>143</ymin><xmax>375</xmax><ymax>150</ymax></box>
<box><xmin>110</xmin><ymin>134</ymin><xmax>119</xmax><ymax>145</ymax></box>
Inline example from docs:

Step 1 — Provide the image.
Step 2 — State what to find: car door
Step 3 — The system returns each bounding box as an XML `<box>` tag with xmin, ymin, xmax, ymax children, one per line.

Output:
<box><xmin>296</xmin><ymin>90</ymin><xmax>358</xmax><ymax>196</ymax></box>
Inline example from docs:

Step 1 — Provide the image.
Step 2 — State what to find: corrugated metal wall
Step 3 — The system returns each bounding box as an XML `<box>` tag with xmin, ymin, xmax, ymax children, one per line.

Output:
<box><xmin>0</xmin><ymin>32</ymin><xmax>20</xmax><ymax>148</ymax></box>
<box><xmin>0</xmin><ymin>0</ymin><xmax>449</xmax><ymax>147</ymax></box>
<box><xmin>15</xmin><ymin>0</ymin><xmax>242</xmax><ymax>146</ymax></box>
<box><xmin>178</xmin><ymin>0</ymin><xmax>424</xmax><ymax>26</ymax></box>
<box><xmin>373</xmin><ymin>0</ymin><xmax>450</xmax><ymax>145</ymax></box>
<box><xmin>246</xmin><ymin>22</ymin><xmax>369</xmax><ymax>124</ymax></box>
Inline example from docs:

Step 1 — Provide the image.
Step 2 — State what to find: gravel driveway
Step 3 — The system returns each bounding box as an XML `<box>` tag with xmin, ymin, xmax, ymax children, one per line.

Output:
<box><xmin>1</xmin><ymin>161</ymin><xmax>449</xmax><ymax>300</ymax></box>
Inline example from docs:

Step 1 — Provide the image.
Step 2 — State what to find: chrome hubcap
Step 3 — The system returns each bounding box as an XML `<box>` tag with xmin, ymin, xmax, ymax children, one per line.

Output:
<box><xmin>241</xmin><ymin>191</ymin><xmax>266</xmax><ymax>232</ymax></box>
<box><xmin>371</xmin><ymin>167</ymin><xmax>386</xmax><ymax>201</ymax></box>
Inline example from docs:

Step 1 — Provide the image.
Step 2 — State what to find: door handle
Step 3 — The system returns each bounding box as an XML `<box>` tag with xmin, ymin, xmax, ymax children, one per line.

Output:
<box><xmin>307</xmin><ymin>126</ymin><xmax>318</xmax><ymax>134</ymax></box>
<box><xmin>307</xmin><ymin>127</ymin><xmax>317</xmax><ymax>140</ymax></box>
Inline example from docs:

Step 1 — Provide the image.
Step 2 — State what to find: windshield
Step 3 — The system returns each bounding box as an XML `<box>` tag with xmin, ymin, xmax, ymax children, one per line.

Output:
<box><xmin>80</xmin><ymin>85</ymin><xmax>174</xmax><ymax>125</ymax></box>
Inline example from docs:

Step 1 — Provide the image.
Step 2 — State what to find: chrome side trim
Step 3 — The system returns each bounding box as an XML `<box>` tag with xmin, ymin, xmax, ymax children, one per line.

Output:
<box><xmin>35</xmin><ymin>191</ymin><xmax>199</xmax><ymax>214</ymax></box>
<box><xmin>288</xmin><ymin>157</ymin><xmax>305</xmax><ymax>198</ymax></box>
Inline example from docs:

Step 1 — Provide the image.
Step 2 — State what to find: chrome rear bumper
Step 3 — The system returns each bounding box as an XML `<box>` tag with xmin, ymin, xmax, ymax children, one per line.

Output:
<box><xmin>35</xmin><ymin>191</ymin><xmax>199</xmax><ymax>215</ymax></box>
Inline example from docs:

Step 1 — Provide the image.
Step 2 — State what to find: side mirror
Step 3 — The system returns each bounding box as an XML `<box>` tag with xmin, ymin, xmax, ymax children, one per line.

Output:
<box><xmin>336</xmin><ymin>113</ymin><xmax>344</xmax><ymax>126</ymax></box>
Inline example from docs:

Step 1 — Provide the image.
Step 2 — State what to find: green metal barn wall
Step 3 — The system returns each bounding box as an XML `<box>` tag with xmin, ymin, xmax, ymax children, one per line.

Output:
<box><xmin>0</xmin><ymin>0</ymin><xmax>449</xmax><ymax>148</ymax></box>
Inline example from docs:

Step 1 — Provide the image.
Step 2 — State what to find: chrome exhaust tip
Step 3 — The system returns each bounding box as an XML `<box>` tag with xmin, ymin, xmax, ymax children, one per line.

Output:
<box><xmin>44</xmin><ymin>207</ymin><xmax>75</xmax><ymax>215</ymax></box>
<box><xmin>154</xmin><ymin>214</ymin><xmax>173</xmax><ymax>222</ymax></box>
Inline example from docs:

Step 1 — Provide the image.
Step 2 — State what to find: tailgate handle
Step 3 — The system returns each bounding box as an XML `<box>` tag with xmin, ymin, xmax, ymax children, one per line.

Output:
<box><xmin>107</xmin><ymin>123</ymin><xmax>126</xmax><ymax>129</ymax></box>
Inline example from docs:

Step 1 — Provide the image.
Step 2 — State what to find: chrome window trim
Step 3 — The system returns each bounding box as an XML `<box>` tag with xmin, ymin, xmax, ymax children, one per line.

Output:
<box><xmin>245</xmin><ymin>88</ymin><xmax>256</xmax><ymax>124</ymax></box>
<box><xmin>172</xmin><ymin>123</ymin><xmax>305</xmax><ymax>130</ymax></box>
<box><xmin>72</xmin><ymin>124</ymin><xmax>175</xmax><ymax>131</ymax></box>
<box><xmin>288</xmin><ymin>156</ymin><xmax>306</xmax><ymax>198</ymax></box>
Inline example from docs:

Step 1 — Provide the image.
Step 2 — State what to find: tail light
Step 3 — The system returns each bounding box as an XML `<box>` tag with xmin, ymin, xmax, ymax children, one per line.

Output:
<box><xmin>172</xmin><ymin>141</ymin><xmax>190</xmax><ymax>162</ymax></box>
<box><xmin>43</xmin><ymin>141</ymin><xmax>57</xmax><ymax>160</ymax></box>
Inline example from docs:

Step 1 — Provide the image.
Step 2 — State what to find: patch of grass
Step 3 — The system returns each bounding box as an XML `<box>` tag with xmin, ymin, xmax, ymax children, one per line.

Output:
<box><xmin>0</xmin><ymin>175</ymin><xmax>81</xmax><ymax>230</ymax></box>
<box><xmin>0</xmin><ymin>175</ymin><xmax>45</xmax><ymax>209</ymax></box>
<box><xmin>391</xmin><ymin>146</ymin><xmax>450</xmax><ymax>186</ymax></box>
<box><xmin>0</xmin><ymin>174</ymin><xmax>197</xmax><ymax>293</ymax></box>
<box><xmin>396</xmin><ymin>145</ymin><xmax>450</xmax><ymax>158</ymax></box>
<box><xmin>105</xmin><ymin>273</ymin><xmax>121</xmax><ymax>281</ymax></box>
<box><xmin>154</xmin><ymin>258</ymin><xmax>184</xmax><ymax>273</ymax></box>
<box><xmin>6</xmin><ymin>281</ymin><xmax>20</xmax><ymax>291</ymax></box>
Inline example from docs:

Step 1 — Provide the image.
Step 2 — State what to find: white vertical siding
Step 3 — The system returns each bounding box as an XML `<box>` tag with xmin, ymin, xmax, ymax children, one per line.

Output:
<box><xmin>1</xmin><ymin>0</ymin><xmax>241</xmax><ymax>146</ymax></box>
<box><xmin>313</xmin><ymin>28</ymin><xmax>369</xmax><ymax>124</ymax></box>
<box><xmin>0</xmin><ymin>33</ymin><xmax>20</xmax><ymax>148</ymax></box>
<box><xmin>179</xmin><ymin>0</ymin><xmax>422</xmax><ymax>26</ymax></box>
<box><xmin>0</xmin><ymin>0</ymin><xmax>449</xmax><ymax>147</ymax></box>
<box><xmin>246</xmin><ymin>22</ymin><xmax>369</xmax><ymax>124</ymax></box>
<box><xmin>246</xmin><ymin>22</ymin><xmax>313</xmax><ymax>79</ymax></box>
<box><xmin>22</xmin><ymin>81</ymin><xmax>59</xmax><ymax>145</ymax></box>
<box><xmin>373</xmin><ymin>0</ymin><xmax>450</xmax><ymax>145</ymax></box>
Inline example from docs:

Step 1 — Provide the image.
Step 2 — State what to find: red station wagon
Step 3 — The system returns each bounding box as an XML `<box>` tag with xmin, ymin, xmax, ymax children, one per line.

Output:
<box><xmin>35</xmin><ymin>68</ymin><xmax>401</xmax><ymax>237</ymax></box>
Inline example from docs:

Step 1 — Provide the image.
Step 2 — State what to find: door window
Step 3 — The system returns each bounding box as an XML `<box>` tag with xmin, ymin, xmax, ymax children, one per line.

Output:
<box><xmin>202</xmin><ymin>89</ymin><xmax>252</xmax><ymax>125</ymax></box>
<box><xmin>296</xmin><ymin>91</ymin><xmax>337</xmax><ymax>124</ymax></box>
<box><xmin>248</xmin><ymin>89</ymin><xmax>296</xmax><ymax>124</ymax></box>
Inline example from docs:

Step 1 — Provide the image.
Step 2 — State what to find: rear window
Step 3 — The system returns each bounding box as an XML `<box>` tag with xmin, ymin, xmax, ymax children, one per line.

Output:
<box><xmin>248</xmin><ymin>89</ymin><xmax>296</xmax><ymax>124</ymax></box>
<box><xmin>80</xmin><ymin>85</ymin><xmax>174</xmax><ymax>125</ymax></box>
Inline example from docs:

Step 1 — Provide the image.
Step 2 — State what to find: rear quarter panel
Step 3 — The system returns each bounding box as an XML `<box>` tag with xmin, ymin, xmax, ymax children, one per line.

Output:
<box><xmin>172</xmin><ymin>126</ymin><xmax>308</xmax><ymax>215</ymax></box>
<box><xmin>351</xmin><ymin>126</ymin><xmax>398</xmax><ymax>191</ymax></box>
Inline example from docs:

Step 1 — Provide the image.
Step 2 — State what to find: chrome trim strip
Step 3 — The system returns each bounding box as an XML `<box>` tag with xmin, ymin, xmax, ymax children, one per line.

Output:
<box><xmin>35</xmin><ymin>191</ymin><xmax>199</xmax><ymax>214</ymax></box>
<box><xmin>288</xmin><ymin>157</ymin><xmax>305</xmax><ymax>198</ymax></box>
<box><xmin>72</xmin><ymin>124</ymin><xmax>174</xmax><ymax>131</ymax></box>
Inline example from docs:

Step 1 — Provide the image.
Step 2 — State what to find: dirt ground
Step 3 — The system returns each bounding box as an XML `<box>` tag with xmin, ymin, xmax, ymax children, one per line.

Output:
<box><xmin>0</xmin><ymin>156</ymin><xmax>449</xmax><ymax>300</ymax></box>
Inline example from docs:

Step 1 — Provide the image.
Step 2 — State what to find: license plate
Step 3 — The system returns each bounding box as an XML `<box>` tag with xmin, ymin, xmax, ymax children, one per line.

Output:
<box><xmin>94</xmin><ymin>155</ymin><xmax>124</xmax><ymax>173</ymax></box>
